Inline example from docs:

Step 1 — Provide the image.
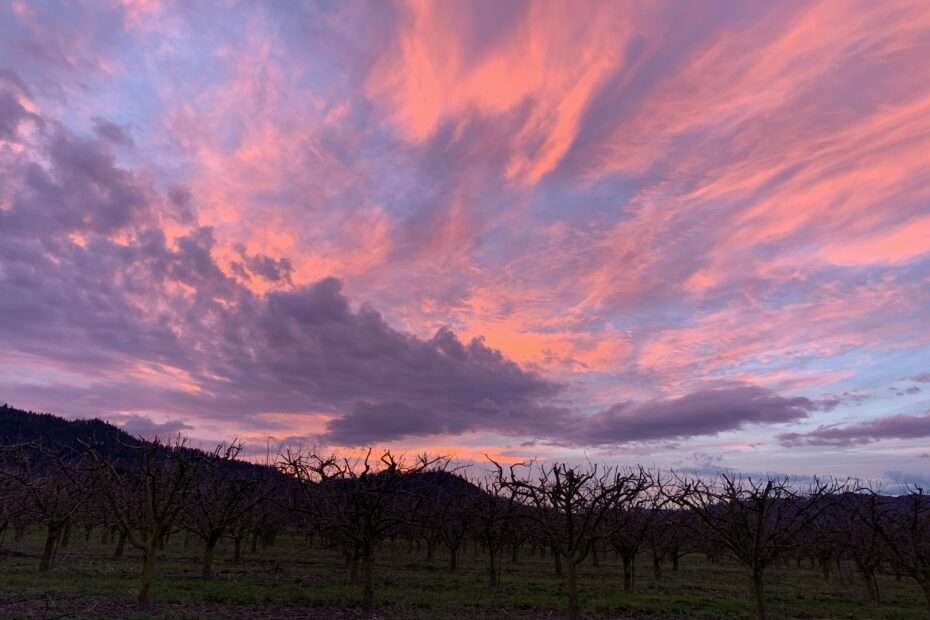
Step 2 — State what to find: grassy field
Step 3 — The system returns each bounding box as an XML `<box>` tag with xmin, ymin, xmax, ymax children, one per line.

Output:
<box><xmin>0</xmin><ymin>531</ymin><xmax>926</xmax><ymax>619</ymax></box>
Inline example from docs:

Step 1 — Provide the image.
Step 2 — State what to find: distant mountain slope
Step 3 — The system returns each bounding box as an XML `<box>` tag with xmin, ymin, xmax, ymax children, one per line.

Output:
<box><xmin>0</xmin><ymin>403</ymin><xmax>140</xmax><ymax>455</ymax></box>
<box><xmin>0</xmin><ymin>404</ymin><xmax>486</xmax><ymax>495</ymax></box>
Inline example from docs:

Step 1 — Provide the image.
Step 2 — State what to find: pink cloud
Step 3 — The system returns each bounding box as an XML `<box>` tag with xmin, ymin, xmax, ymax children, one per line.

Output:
<box><xmin>820</xmin><ymin>213</ymin><xmax>930</xmax><ymax>265</ymax></box>
<box><xmin>367</xmin><ymin>0</ymin><xmax>645</xmax><ymax>184</ymax></box>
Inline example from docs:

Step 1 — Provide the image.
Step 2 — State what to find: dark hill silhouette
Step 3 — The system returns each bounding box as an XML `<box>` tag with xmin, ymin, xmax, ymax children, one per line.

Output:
<box><xmin>0</xmin><ymin>403</ymin><xmax>142</xmax><ymax>457</ymax></box>
<box><xmin>0</xmin><ymin>404</ymin><xmax>487</xmax><ymax>497</ymax></box>
<box><xmin>0</xmin><ymin>403</ymin><xmax>258</xmax><ymax>474</ymax></box>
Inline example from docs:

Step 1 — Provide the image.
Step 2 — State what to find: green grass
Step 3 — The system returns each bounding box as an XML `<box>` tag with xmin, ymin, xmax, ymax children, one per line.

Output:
<box><xmin>0</xmin><ymin>531</ymin><xmax>926</xmax><ymax>619</ymax></box>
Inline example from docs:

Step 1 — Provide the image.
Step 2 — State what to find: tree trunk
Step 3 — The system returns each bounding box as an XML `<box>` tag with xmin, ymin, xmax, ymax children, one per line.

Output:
<box><xmin>59</xmin><ymin>523</ymin><xmax>71</xmax><ymax>549</ymax></box>
<box><xmin>621</xmin><ymin>551</ymin><xmax>636</xmax><ymax>592</ymax></box>
<box><xmin>672</xmin><ymin>549</ymin><xmax>680</xmax><ymax>571</ymax></box>
<box><xmin>138</xmin><ymin>546</ymin><xmax>158</xmax><ymax>608</ymax></box>
<box><xmin>233</xmin><ymin>535</ymin><xmax>243</xmax><ymax>562</ymax></box>
<box><xmin>39</xmin><ymin>523</ymin><xmax>61</xmax><ymax>572</ymax></box>
<box><xmin>488</xmin><ymin>545</ymin><xmax>499</xmax><ymax>588</ymax></box>
<box><xmin>360</xmin><ymin>547</ymin><xmax>375</xmax><ymax>615</ymax></box>
<box><xmin>751</xmin><ymin>567</ymin><xmax>766</xmax><ymax>620</ymax></box>
<box><xmin>862</xmin><ymin>567</ymin><xmax>880</xmax><ymax>606</ymax></box>
<box><xmin>263</xmin><ymin>528</ymin><xmax>277</xmax><ymax>547</ymax></box>
<box><xmin>511</xmin><ymin>542</ymin><xmax>519</xmax><ymax>564</ymax></box>
<box><xmin>449</xmin><ymin>545</ymin><xmax>458</xmax><ymax>572</ymax></box>
<box><xmin>653</xmin><ymin>549</ymin><xmax>663</xmax><ymax>583</ymax></box>
<box><xmin>835</xmin><ymin>558</ymin><xmax>847</xmax><ymax>585</ymax></box>
<box><xmin>553</xmin><ymin>548</ymin><xmax>563</xmax><ymax>576</ymax></box>
<box><xmin>566</xmin><ymin>560</ymin><xmax>579</xmax><ymax>620</ymax></box>
<box><xmin>591</xmin><ymin>545</ymin><xmax>599</xmax><ymax>567</ymax></box>
<box><xmin>114</xmin><ymin>529</ymin><xmax>127</xmax><ymax>559</ymax></box>
<box><xmin>349</xmin><ymin>546</ymin><xmax>360</xmax><ymax>584</ymax></box>
<box><xmin>819</xmin><ymin>557</ymin><xmax>831</xmax><ymax>583</ymax></box>
<box><xmin>202</xmin><ymin>534</ymin><xmax>220</xmax><ymax>578</ymax></box>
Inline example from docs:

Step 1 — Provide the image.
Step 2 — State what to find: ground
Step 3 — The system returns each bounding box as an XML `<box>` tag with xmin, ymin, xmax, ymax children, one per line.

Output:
<box><xmin>0</xmin><ymin>532</ymin><xmax>925</xmax><ymax>619</ymax></box>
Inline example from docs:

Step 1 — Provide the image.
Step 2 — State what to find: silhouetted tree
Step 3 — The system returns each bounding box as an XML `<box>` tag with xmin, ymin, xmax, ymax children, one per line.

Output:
<box><xmin>430</xmin><ymin>475</ymin><xmax>473</xmax><ymax>571</ymax></box>
<box><xmin>279</xmin><ymin>449</ymin><xmax>445</xmax><ymax>614</ymax></box>
<box><xmin>841</xmin><ymin>493</ymin><xmax>887</xmax><ymax>606</ymax></box>
<box><xmin>498</xmin><ymin>461</ymin><xmax>649</xmax><ymax>620</ymax></box>
<box><xmin>185</xmin><ymin>442</ymin><xmax>270</xmax><ymax>578</ymax></box>
<box><xmin>862</xmin><ymin>486</ymin><xmax>930</xmax><ymax>615</ymax></box>
<box><xmin>0</xmin><ymin>444</ymin><xmax>93</xmax><ymax>572</ymax></box>
<box><xmin>673</xmin><ymin>474</ymin><xmax>841</xmax><ymax>620</ymax></box>
<box><xmin>606</xmin><ymin>474</ymin><xmax>661</xmax><ymax>593</ymax></box>
<box><xmin>84</xmin><ymin>436</ymin><xmax>200</xmax><ymax>608</ymax></box>
<box><xmin>470</xmin><ymin>473</ymin><xmax>519</xmax><ymax>589</ymax></box>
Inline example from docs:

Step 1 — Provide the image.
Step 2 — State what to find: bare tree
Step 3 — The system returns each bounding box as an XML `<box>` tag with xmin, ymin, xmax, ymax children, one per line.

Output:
<box><xmin>84</xmin><ymin>436</ymin><xmax>200</xmax><ymax>608</ymax></box>
<box><xmin>426</xmin><ymin>473</ymin><xmax>473</xmax><ymax>572</ymax></box>
<box><xmin>841</xmin><ymin>493</ymin><xmax>887</xmax><ymax>606</ymax></box>
<box><xmin>605</xmin><ymin>472</ymin><xmax>661</xmax><ymax>593</ymax></box>
<box><xmin>673</xmin><ymin>474</ymin><xmax>841</xmax><ymax>620</ymax></box>
<box><xmin>0</xmin><ymin>474</ymin><xmax>11</xmax><ymax>548</ymax></box>
<box><xmin>0</xmin><ymin>446</ymin><xmax>32</xmax><ymax>557</ymax></box>
<box><xmin>643</xmin><ymin>504</ymin><xmax>691</xmax><ymax>585</ymax></box>
<box><xmin>469</xmin><ymin>473</ymin><xmax>518</xmax><ymax>589</ymax></box>
<box><xmin>279</xmin><ymin>449</ymin><xmax>445</xmax><ymax>614</ymax></box>
<box><xmin>0</xmin><ymin>444</ymin><xmax>93</xmax><ymax>572</ymax></box>
<box><xmin>185</xmin><ymin>442</ymin><xmax>270</xmax><ymax>578</ymax></box>
<box><xmin>862</xmin><ymin>486</ymin><xmax>930</xmax><ymax>615</ymax></box>
<box><xmin>801</xmin><ymin>498</ymin><xmax>844</xmax><ymax>584</ymax></box>
<box><xmin>497</xmin><ymin>461</ymin><xmax>648</xmax><ymax>620</ymax></box>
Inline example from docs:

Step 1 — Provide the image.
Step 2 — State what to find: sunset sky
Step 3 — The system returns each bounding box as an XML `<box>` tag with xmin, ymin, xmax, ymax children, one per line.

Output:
<box><xmin>2</xmin><ymin>0</ymin><xmax>929</xmax><ymax>483</ymax></box>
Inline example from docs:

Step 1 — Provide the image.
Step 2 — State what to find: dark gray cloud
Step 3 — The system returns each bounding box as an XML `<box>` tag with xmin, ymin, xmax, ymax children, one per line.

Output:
<box><xmin>92</xmin><ymin>117</ymin><xmax>133</xmax><ymax>146</ymax></box>
<box><xmin>811</xmin><ymin>391</ymin><xmax>871</xmax><ymax>411</ymax></box>
<box><xmin>0</xmin><ymin>69</ymin><xmax>39</xmax><ymax>140</ymax></box>
<box><xmin>0</xmin><ymin>89</ymin><xmax>29</xmax><ymax>139</ymax></box>
<box><xmin>231</xmin><ymin>243</ymin><xmax>294</xmax><ymax>285</ymax></box>
<box><xmin>912</xmin><ymin>373</ymin><xmax>930</xmax><ymax>383</ymax></box>
<box><xmin>571</xmin><ymin>385</ymin><xmax>814</xmax><ymax>445</ymax></box>
<box><xmin>109</xmin><ymin>414</ymin><xmax>193</xmax><ymax>440</ymax></box>
<box><xmin>777</xmin><ymin>412</ymin><xmax>930</xmax><ymax>447</ymax></box>
<box><xmin>1</xmin><ymin>129</ymin><xmax>150</xmax><ymax>237</ymax></box>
